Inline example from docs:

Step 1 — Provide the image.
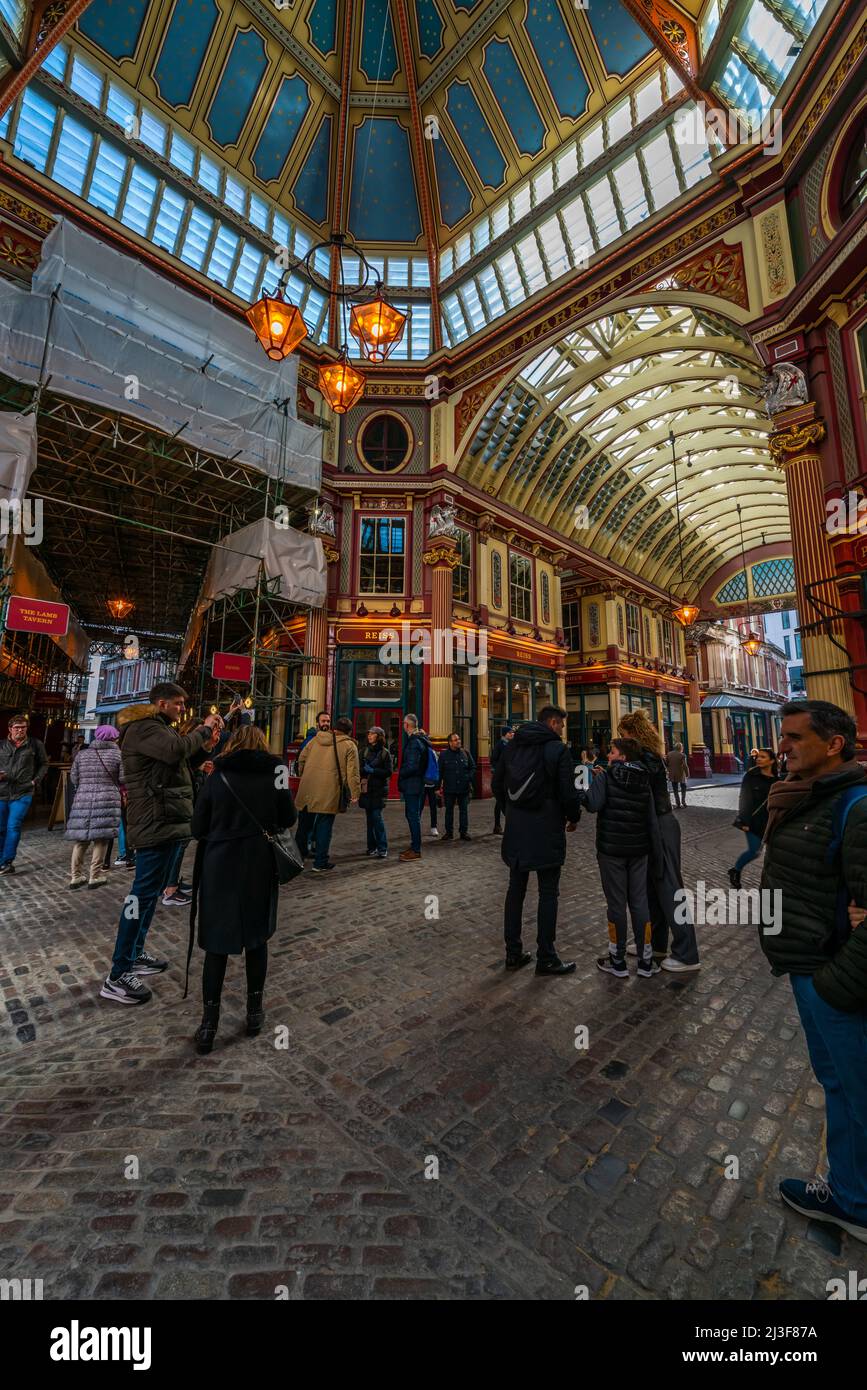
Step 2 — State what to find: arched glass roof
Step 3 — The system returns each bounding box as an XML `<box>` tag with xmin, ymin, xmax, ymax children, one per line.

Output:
<box><xmin>461</xmin><ymin>302</ymin><xmax>787</xmax><ymax>592</ymax></box>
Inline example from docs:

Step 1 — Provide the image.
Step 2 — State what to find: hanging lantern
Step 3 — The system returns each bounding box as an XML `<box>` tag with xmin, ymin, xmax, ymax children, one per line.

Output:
<box><xmin>246</xmin><ymin>291</ymin><xmax>307</xmax><ymax>361</ymax></box>
<box><xmin>672</xmin><ymin>602</ymin><xmax>700</xmax><ymax>628</ymax></box>
<box><xmin>740</xmin><ymin>630</ymin><xmax>763</xmax><ymax>657</ymax></box>
<box><xmin>349</xmin><ymin>286</ymin><xmax>408</xmax><ymax>363</ymax></box>
<box><xmin>107</xmin><ymin>598</ymin><xmax>134</xmax><ymax>621</ymax></box>
<box><xmin>318</xmin><ymin>350</ymin><xmax>365</xmax><ymax>414</ymax></box>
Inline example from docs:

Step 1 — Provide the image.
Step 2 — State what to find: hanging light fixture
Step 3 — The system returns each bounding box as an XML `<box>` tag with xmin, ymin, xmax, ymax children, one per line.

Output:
<box><xmin>735</xmin><ymin>502</ymin><xmax>763</xmax><ymax>657</ymax></box>
<box><xmin>246</xmin><ymin>231</ymin><xmax>409</xmax><ymax>404</ymax></box>
<box><xmin>107</xmin><ymin>597</ymin><xmax>134</xmax><ymax>621</ymax></box>
<box><xmin>667</xmin><ymin>431</ymin><xmax>701</xmax><ymax>628</ymax></box>
<box><xmin>245</xmin><ymin>289</ymin><xmax>307</xmax><ymax>361</ymax></box>
<box><xmin>349</xmin><ymin>283</ymin><xmax>408</xmax><ymax>363</ymax></box>
<box><xmin>318</xmin><ymin>348</ymin><xmax>365</xmax><ymax>415</ymax></box>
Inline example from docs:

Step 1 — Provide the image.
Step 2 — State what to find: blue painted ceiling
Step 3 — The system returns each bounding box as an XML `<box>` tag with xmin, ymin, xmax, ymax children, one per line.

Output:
<box><xmin>71</xmin><ymin>0</ymin><xmax>687</xmax><ymax>250</ymax></box>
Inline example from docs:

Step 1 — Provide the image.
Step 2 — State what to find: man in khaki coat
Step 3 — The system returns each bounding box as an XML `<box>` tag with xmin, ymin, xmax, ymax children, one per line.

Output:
<box><xmin>295</xmin><ymin>717</ymin><xmax>361</xmax><ymax>872</ymax></box>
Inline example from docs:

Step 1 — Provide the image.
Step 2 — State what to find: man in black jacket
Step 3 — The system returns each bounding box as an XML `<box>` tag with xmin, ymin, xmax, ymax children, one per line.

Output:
<box><xmin>760</xmin><ymin>700</ymin><xmax>867</xmax><ymax>1243</ymax></box>
<box><xmin>437</xmin><ymin>732</ymin><xmax>476</xmax><ymax>841</ymax></box>
<box><xmin>491</xmin><ymin>705</ymin><xmax>581</xmax><ymax>976</ymax></box>
<box><xmin>489</xmin><ymin>723</ymin><xmax>513</xmax><ymax>834</ymax></box>
<box><xmin>582</xmin><ymin>738</ymin><xmax>661</xmax><ymax>979</ymax></box>
<box><xmin>100</xmin><ymin>683</ymin><xmax>222</xmax><ymax>1007</ymax></box>
<box><xmin>397</xmin><ymin>714</ymin><xmax>433</xmax><ymax>861</ymax></box>
<box><xmin>0</xmin><ymin>714</ymin><xmax>48</xmax><ymax>874</ymax></box>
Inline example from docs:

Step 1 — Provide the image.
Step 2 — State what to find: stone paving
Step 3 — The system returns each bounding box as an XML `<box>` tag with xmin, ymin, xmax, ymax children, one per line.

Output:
<box><xmin>0</xmin><ymin>787</ymin><xmax>858</xmax><ymax>1301</ymax></box>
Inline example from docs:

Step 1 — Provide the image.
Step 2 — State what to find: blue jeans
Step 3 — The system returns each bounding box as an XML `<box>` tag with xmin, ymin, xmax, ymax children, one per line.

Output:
<box><xmin>110</xmin><ymin>839</ymin><xmax>183</xmax><ymax>978</ymax></box>
<box><xmin>0</xmin><ymin>794</ymin><xmax>32</xmax><ymax>864</ymax></box>
<box><xmin>791</xmin><ymin>973</ymin><xmax>867</xmax><ymax>1219</ymax></box>
<box><xmin>365</xmin><ymin>807</ymin><xmax>387</xmax><ymax>854</ymax></box>
<box><xmin>734</xmin><ymin>831</ymin><xmax>763</xmax><ymax>872</ymax></box>
<box><xmin>403</xmin><ymin>792</ymin><xmax>422</xmax><ymax>852</ymax></box>
<box><xmin>309</xmin><ymin>812</ymin><xmax>334</xmax><ymax>868</ymax></box>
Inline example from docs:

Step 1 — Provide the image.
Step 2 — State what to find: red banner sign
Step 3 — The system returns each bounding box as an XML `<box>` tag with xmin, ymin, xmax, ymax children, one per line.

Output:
<box><xmin>211</xmin><ymin>652</ymin><xmax>252</xmax><ymax>683</ymax></box>
<box><xmin>5</xmin><ymin>596</ymin><xmax>70</xmax><ymax>637</ymax></box>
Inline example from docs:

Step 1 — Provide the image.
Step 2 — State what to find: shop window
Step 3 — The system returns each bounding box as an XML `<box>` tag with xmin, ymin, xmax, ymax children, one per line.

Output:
<box><xmin>510</xmin><ymin>674</ymin><xmax>531</xmax><ymax>722</ymax></box>
<box><xmin>453</xmin><ymin>527</ymin><xmax>472</xmax><ymax>604</ymax></box>
<box><xmin>358</xmin><ymin>413</ymin><xmax>412</xmax><ymax>472</ymax></box>
<box><xmin>563</xmin><ymin>598</ymin><xmax>580</xmax><ymax>651</ymax></box>
<box><xmin>840</xmin><ymin>122</ymin><xmax>867</xmax><ymax>222</ymax></box>
<box><xmin>491</xmin><ymin>550</ymin><xmax>503</xmax><ymax>609</ymax></box>
<box><xmin>489</xmin><ymin>670</ymin><xmax>508</xmax><ymax>726</ymax></box>
<box><xmin>509</xmin><ymin>553</ymin><xmax>532</xmax><ymax>622</ymax></box>
<box><xmin>359</xmin><ymin>516</ymin><xmax>405</xmax><ymax>594</ymax></box>
<box><xmin>626</xmin><ymin>602</ymin><xmax>640</xmax><ymax>653</ymax></box>
<box><xmin>541</xmin><ymin>572</ymin><xmax>551</xmax><ymax>625</ymax></box>
<box><xmin>533</xmin><ymin>678</ymin><xmax>553</xmax><ymax>714</ymax></box>
<box><xmin>662</xmin><ymin>619</ymin><xmax>674</xmax><ymax>664</ymax></box>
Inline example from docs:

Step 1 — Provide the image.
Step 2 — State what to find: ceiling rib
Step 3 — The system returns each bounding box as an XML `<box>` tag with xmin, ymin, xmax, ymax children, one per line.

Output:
<box><xmin>329</xmin><ymin>0</ymin><xmax>356</xmax><ymax>349</ymax></box>
<box><xmin>391</xmin><ymin>0</ymin><xmax>442</xmax><ymax>347</ymax></box>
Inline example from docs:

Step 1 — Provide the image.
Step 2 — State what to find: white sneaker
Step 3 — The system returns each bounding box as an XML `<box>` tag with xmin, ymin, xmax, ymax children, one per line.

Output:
<box><xmin>660</xmin><ymin>956</ymin><xmax>701</xmax><ymax>972</ymax></box>
<box><xmin>626</xmin><ymin>942</ymin><xmax>638</xmax><ymax>956</ymax></box>
<box><xmin>430</xmin><ymin>828</ymin><xmax>439</xmax><ymax>838</ymax></box>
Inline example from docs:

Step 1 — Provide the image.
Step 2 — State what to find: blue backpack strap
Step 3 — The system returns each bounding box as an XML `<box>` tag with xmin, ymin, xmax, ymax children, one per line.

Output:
<box><xmin>827</xmin><ymin>785</ymin><xmax>867</xmax><ymax>944</ymax></box>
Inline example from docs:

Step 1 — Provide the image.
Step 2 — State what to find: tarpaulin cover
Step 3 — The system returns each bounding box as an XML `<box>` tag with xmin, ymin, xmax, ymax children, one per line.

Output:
<box><xmin>179</xmin><ymin>518</ymin><xmax>327</xmax><ymax>668</ymax></box>
<box><xmin>0</xmin><ymin>219</ymin><xmax>322</xmax><ymax>486</ymax></box>
<box><xmin>7</xmin><ymin>535</ymin><xmax>90</xmax><ymax>672</ymax></box>
<box><xmin>0</xmin><ymin>411</ymin><xmax>37</xmax><ymax>500</ymax></box>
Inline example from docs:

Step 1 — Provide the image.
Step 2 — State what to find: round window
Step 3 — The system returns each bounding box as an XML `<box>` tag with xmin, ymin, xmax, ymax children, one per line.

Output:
<box><xmin>358</xmin><ymin>413</ymin><xmax>411</xmax><ymax>472</ymax></box>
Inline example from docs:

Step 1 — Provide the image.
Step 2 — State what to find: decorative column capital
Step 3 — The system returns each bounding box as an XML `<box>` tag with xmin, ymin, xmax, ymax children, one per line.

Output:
<box><xmin>321</xmin><ymin>543</ymin><xmax>340</xmax><ymax>565</ymax></box>
<box><xmin>769</xmin><ymin>419</ymin><xmax>826</xmax><ymax>467</ymax></box>
<box><xmin>423</xmin><ymin>542</ymin><xmax>460</xmax><ymax>569</ymax></box>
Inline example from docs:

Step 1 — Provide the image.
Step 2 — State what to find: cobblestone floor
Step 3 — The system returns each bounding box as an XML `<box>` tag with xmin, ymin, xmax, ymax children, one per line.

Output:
<box><xmin>0</xmin><ymin>789</ymin><xmax>857</xmax><ymax>1301</ymax></box>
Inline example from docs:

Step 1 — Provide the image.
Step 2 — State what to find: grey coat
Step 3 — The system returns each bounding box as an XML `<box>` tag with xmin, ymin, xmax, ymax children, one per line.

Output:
<box><xmin>65</xmin><ymin>742</ymin><xmax>122</xmax><ymax>842</ymax></box>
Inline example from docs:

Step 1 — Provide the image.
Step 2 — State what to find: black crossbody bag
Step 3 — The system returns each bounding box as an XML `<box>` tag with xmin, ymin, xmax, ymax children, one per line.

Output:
<box><xmin>218</xmin><ymin>771</ymin><xmax>303</xmax><ymax>885</ymax></box>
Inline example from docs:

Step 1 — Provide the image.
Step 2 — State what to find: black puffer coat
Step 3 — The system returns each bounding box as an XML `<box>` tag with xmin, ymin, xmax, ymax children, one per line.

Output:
<box><xmin>491</xmin><ymin>722</ymin><xmax>581</xmax><ymax>872</ymax></box>
<box><xmin>360</xmin><ymin>743</ymin><xmax>393</xmax><ymax>811</ymax></box>
<box><xmin>737</xmin><ymin>766</ymin><xmax>779</xmax><ymax>835</ymax></box>
<box><xmin>583</xmin><ymin>760</ymin><xmax>657</xmax><ymax>859</ymax></box>
<box><xmin>637</xmin><ymin>748</ymin><xmax>672</xmax><ymax>817</ymax></box>
<box><xmin>191</xmin><ymin>747</ymin><xmax>296</xmax><ymax>955</ymax></box>
<box><xmin>760</xmin><ymin>764</ymin><xmax>867</xmax><ymax>1013</ymax></box>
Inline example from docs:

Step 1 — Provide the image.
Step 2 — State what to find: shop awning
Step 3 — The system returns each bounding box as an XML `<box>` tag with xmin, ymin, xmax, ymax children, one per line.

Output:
<box><xmin>701</xmin><ymin>693</ymin><xmax>783</xmax><ymax>711</ymax></box>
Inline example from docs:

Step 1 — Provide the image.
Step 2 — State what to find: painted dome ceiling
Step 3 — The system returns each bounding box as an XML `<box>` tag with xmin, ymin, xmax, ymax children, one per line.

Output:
<box><xmin>70</xmin><ymin>0</ymin><xmax>702</xmax><ymax>250</ymax></box>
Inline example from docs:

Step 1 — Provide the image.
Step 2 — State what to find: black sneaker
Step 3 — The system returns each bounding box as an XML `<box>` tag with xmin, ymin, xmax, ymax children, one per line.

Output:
<box><xmin>161</xmin><ymin>890</ymin><xmax>191</xmax><ymax>907</ymax></box>
<box><xmin>636</xmin><ymin>958</ymin><xmax>661</xmax><ymax>977</ymax></box>
<box><xmin>134</xmin><ymin>950</ymin><xmax>168</xmax><ymax>975</ymax></box>
<box><xmin>0</xmin><ymin>863</ymin><xmax>15</xmax><ymax>874</ymax></box>
<box><xmin>596</xmin><ymin>954</ymin><xmax>629</xmax><ymax>979</ymax></box>
<box><xmin>99</xmin><ymin>972</ymin><xmax>152</xmax><ymax>1005</ymax></box>
<box><xmin>311</xmin><ymin>863</ymin><xmax>335</xmax><ymax>873</ymax></box>
<box><xmin>441</xmin><ymin>832</ymin><xmax>453</xmax><ymax>841</ymax></box>
<box><xmin>460</xmin><ymin>833</ymin><xmax>471</xmax><ymax>841</ymax></box>
<box><xmin>536</xmin><ymin>956</ymin><xmax>577</xmax><ymax>976</ymax></box>
<box><xmin>505</xmin><ymin>951</ymin><xmax>532</xmax><ymax>970</ymax></box>
<box><xmin>728</xmin><ymin>867</ymin><xmax>742</xmax><ymax>889</ymax></box>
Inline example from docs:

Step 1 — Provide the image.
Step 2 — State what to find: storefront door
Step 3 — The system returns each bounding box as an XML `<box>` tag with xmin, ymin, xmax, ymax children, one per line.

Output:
<box><xmin>352</xmin><ymin>707</ymin><xmax>402</xmax><ymax>796</ymax></box>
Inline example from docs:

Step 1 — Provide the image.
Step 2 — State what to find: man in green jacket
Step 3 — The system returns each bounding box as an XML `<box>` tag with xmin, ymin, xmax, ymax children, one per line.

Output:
<box><xmin>760</xmin><ymin>699</ymin><xmax>867</xmax><ymax>1243</ymax></box>
<box><xmin>100</xmin><ymin>682</ymin><xmax>222</xmax><ymax>1007</ymax></box>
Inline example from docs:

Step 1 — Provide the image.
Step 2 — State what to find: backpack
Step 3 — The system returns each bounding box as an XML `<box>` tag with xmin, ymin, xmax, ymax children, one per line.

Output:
<box><xmin>423</xmin><ymin>742</ymin><xmax>440</xmax><ymax>786</ymax></box>
<box><xmin>825</xmin><ymin>784</ymin><xmax>867</xmax><ymax>944</ymax></box>
<box><xmin>504</xmin><ymin>740</ymin><xmax>558</xmax><ymax>811</ymax></box>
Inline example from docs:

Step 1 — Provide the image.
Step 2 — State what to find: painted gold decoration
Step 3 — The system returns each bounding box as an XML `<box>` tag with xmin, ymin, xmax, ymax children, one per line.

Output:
<box><xmin>769</xmin><ymin>421</ymin><xmax>826</xmax><ymax>465</ymax></box>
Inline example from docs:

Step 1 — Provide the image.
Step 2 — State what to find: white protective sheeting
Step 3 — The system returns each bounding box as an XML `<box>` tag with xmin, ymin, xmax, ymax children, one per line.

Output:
<box><xmin>0</xmin><ymin>219</ymin><xmax>322</xmax><ymax>486</ymax></box>
<box><xmin>0</xmin><ymin>411</ymin><xmax>38</xmax><ymax>501</ymax></box>
<box><xmin>179</xmin><ymin>518</ymin><xmax>327</xmax><ymax>669</ymax></box>
<box><xmin>8</xmin><ymin>535</ymin><xmax>90</xmax><ymax>672</ymax></box>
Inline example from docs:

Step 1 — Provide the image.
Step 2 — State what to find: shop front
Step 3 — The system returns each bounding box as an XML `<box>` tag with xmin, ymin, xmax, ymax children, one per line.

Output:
<box><xmin>565</xmin><ymin>683</ymin><xmax>611</xmax><ymax>757</ymax></box>
<box><xmin>334</xmin><ymin>634</ymin><xmax>422</xmax><ymax>794</ymax></box>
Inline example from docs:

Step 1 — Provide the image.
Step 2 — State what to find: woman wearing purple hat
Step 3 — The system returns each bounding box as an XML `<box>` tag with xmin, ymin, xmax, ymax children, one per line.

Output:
<box><xmin>65</xmin><ymin>727</ymin><xmax>122</xmax><ymax>889</ymax></box>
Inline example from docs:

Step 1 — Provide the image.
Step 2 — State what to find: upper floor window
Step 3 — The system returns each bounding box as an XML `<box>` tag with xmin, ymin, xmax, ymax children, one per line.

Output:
<box><xmin>453</xmin><ymin>527</ymin><xmax>472</xmax><ymax>604</ymax></box>
<box><xmin>358</xmin><ymin>413</ymin><xmax>412</xmax><ymax>472</ymax></box>
<box><xmin>509</xmin><ymin>553</ymin><xmax>532</xmax><ymax>622</ymax></box>
<box><xmin>626</xmin><ymin>602</ymin><xmax>641</xmax><ymax>653</ymax></box>
<box><xmin>359</xmin><ymin>516</ymin><xmax>405</xmax><ymax>594</ymax></box>
<box><xmin>563</xmin><ymin>598</ymin><xmax>580</xmax><ymax>651</ymax></box>
<box><xmin>662</xmin><ymin>620</ymin><xmax>674</xmax><ymax>665</ymax></box>
<box><xmin>841</xmin><ymin>123</ymin><xmax>867</xmax><ymax>222</ymax></box>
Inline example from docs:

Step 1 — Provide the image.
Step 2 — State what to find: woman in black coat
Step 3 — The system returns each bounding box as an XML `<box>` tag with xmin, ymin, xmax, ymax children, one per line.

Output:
<box><xmin>360</xmin><ymin>726</ymin><xmax>392</xmax><ymax>858</ymax></box>
<box><xmin>729</xmin><ymin>748</ymin><xmax>779</xmax><ymax>889</ymax></box>
<box><xmin>188</xmin><ymin>725</ymin><xmax>295</xmax><ymax>1054</ymax></box>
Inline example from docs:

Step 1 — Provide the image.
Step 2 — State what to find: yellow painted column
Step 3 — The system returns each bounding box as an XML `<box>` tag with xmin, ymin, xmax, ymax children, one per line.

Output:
<box><xmin>771</xmin><ymin>416</ymin><xmax>852</xmax><ymax>712</ymax></box>
<box><xmin>607</xmin><ymin>682</ymin><xmax>621</xmax><ymax>736</ymax></box>
<box><xmin>269</xmin><ymin>664</ymin><xmax>287</xmax><ymax>754</ymax></box>
<box><xmin>424</xmin><ymin>537</ymin><xmax>459</xmax><ymax>742</ymax></box>
<box><xmin>301</xmin><ymin>606</ymin><xmax>328</xmax><ymax>728</ymax></box>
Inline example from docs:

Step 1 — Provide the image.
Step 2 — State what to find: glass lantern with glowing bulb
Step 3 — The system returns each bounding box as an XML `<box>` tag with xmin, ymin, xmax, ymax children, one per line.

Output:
<box><xmin>672</xmin><ymin>602</ymin><xmax>700</xmax><ymax>628</ymax></box>
<box><xmin>349</xmin><ymin>286</ymin><xmax>408</xmax><ymax>363</ymax></box>
<box><xmin>318</xmin><ymin>351</ymin><xmax>365</xmax><ymax>414</ymax></box>
<box><xmin>740</xmin><ymin>631</ymin><xmax>763</xmax><ymax>657</ymax></box>
<box><xmin>245</xmin><ymin>291</ymin><xmax>307</xmax><ymax>361</ymax></box>
<box><xmin>107</xmin><ymin>597</ymin><xmax>134</xmax><ymax>622</ymax></box>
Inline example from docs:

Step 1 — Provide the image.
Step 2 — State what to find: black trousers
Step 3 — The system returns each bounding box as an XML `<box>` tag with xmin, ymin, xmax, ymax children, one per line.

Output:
<box><xmin>503</xmin><ymin>864</ymin><xmax>561</xmax><ymax>959</ymax></box>
<box><xmin>202</xmin><ymin>943</ymin><xmax>268</xmax><ymax>1004</ymax></box>
<box><xmin>444</xmin><ymin>792</ymin><xmax>469</xmax><ymax>836</ymax></box>
<box><xmin>493</xmin><ymin>793</ymin><xmax>504</xmax><ymax>830</ymax></box>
